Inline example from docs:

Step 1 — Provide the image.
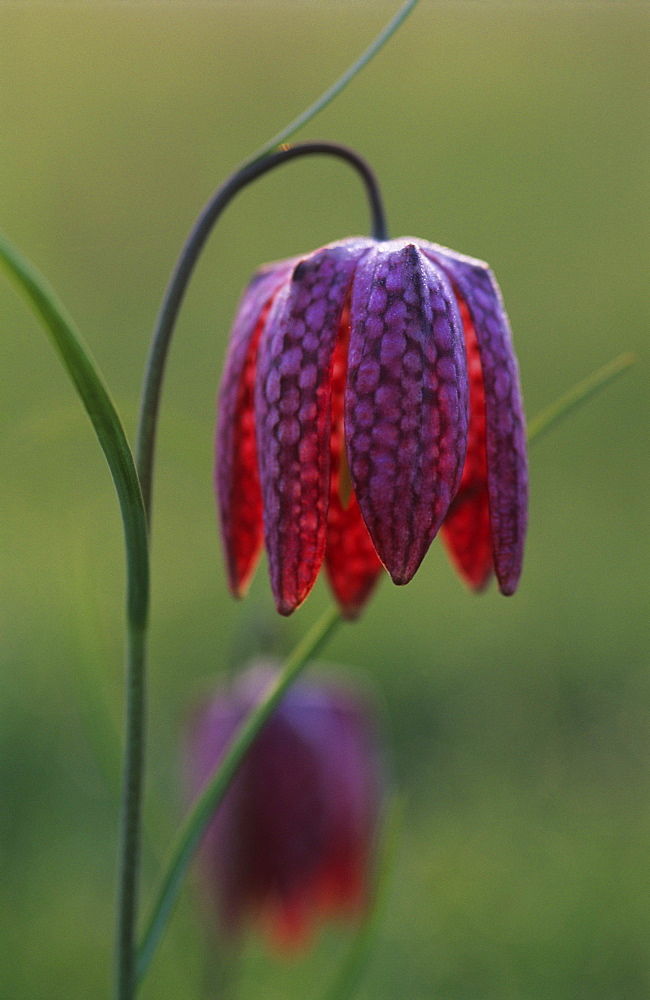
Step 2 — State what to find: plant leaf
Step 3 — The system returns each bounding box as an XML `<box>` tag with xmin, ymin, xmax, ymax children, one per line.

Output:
<box><xmin>0</xmin><ymin>232</ymin><xmax>149</xmax><ymax>626</ymax></box>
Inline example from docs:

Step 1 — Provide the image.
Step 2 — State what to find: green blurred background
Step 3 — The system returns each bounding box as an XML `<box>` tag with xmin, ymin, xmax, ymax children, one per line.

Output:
<box><xmin>0</xmin><ymin>2</ymin><xmax>648</xmax><ymax>998</ymax></box>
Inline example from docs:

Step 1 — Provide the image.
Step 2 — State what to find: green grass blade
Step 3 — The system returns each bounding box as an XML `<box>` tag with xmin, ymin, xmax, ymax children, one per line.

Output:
<box><xmin>252</xmin><ymin>0</ymin><xmax>419</xmax><ymax>162</ymax></box>
<box><xmin>528</xmin><ymin>352</ymin><xmax>636</xmax><ymax>446</ymax></box>
<box><xmin>0</xmin><ymin>232</ymin><xmax>149</xmax><ymax>626</ymax></box>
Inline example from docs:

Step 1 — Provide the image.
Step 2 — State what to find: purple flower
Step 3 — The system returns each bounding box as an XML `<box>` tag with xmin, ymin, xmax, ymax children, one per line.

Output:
<box><xmin>186</xmin><ymin>665</ymin><xmax>383</xmax><ymax>949</ymax></box>
<box><xmin>216</xmin><ymin>237</ymin><xmax>528</xmax><ymax>617</ymax></box>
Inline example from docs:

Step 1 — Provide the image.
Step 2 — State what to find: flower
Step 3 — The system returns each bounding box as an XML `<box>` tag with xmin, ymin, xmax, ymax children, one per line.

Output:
<box><xmin>216</xmin><ymin>237</ymin><xmax>528</xmax><ymax>617</ymax></box>
<box><xmin>186</xmin><ymin>664</ymin><xmax>383</xmax><ymax>949</ymax></box>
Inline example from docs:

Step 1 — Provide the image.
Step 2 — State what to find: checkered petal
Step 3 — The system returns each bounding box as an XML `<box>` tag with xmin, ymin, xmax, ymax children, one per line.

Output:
<box><xmin>423</xmin><ymin>243</ymin><xmax>528</xmax><ymax>594</ymax></box>
<box><xmin>345</xmin><ymin>242</ymin><xmax>469</xmax><ymax>584</ymax></box>
<box><xmin>255</xmin><ymin>240</ymin><xmax>373</xmax><ymax>615</ymax></box>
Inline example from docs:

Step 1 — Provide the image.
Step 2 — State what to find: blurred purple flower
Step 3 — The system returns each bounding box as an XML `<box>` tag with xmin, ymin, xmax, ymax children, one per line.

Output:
<box><xmin>216</xmin><ymin>237</ymin><xmax>528</xmax><ymax>617</ymax></box>
<box><xmin>186</xmin><ymin>664</ymin><xmax>384</xmax><ymax>949</ymax></box>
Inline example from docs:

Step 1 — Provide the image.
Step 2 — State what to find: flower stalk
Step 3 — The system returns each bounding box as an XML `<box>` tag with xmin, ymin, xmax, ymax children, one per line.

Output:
<box><xmin>136</xmin><ymin>142</ymin><xmax>388</xmax><ymax>523</ymax></box>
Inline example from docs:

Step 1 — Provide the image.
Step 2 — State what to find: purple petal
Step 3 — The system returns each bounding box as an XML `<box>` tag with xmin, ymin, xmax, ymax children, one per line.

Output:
<box><xmin>345</xmin><ymin>241</ymin><xmax>469</xmax><ymax>584</ymax></box>
<box><xmin>255</xmin><ymin>240</ymin><xmax>373</xmax><ymax>615</ymax></box>
<box><xmin>423</xmin><ymin>242</ymin><xmax>528</xmax><ymax>594</ymax></box>
<box><xmin>216</xmin><ymin>261</ymin><xmax>296</xmax><ymax>596</ymax></box>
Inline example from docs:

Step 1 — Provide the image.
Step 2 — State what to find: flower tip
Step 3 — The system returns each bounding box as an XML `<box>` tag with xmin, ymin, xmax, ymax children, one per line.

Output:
<box><xmin>381</xmin><ymin>544</ymin><xmax>430</xmax><ymax>588</ymax></box>
<box><xmin>274</xmin><ymin>592</ymin><xmax>305</xmax><ymax>617</ymax></box>
<box><xmin>386</xmin><ymin>564</ymin><xmax>416</xmax><ymax>587</ymax></box>
<box><xmin>268</xmin><ymin>922</ymin><xmax>312</xmax><ymax>955</ymax></box>
<box><xmin>494</xmin><ymin>543</ymin><xmax>525</xmax><ymax>596</ymax></box>
<box><xmin>227</xmin><ymin>567</ymin><xmax>254</xmax><ymax>601</ymax></box>
<box><xmin>339</xmin><ymin>604</ymin><xmax>364</xmax><ymax>622</ymax></box>
<box><xmin>497</xmin><ymin>575</ymin><xmax>519</xmax><ymax>597</ymax></box>
<box><xmin>494</xmin><ymin>555</ymin><xmax>523</xmax><ymax>596</ymax></box>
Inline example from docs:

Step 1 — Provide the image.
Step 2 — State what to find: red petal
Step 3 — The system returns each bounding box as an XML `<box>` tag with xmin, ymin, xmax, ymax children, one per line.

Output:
<box><xmin>422</xmin><ymin>243</ymin><xmax>528</xmax><ymax>595</ymax></box>
<box><xmin>442</xmin><ymin>297</ymin><xmax>494</xmax><ymax>589</ymax></box>
<box><xmin>315</xmin><ymin>853</ymin><xmax>365</xmax><ymax>916</ymax></box>
<box><xmin>325</xmin><ymin>305</ymin><xmax>383</xmax><ymax>617</ymax></box>
<box><xmin>265</xmin><ymin>895</ymin><xmax>313</xmax><ymax>953</ymax></box>
<box><xmin>255</xmin><ymin>242</ymin><xmax>373</xmax><ymax>615</ymax></box>
<box><xmin>216</xmin><ymin>264</ymin><xmax>294</xmax><ymax>596</ymax></box>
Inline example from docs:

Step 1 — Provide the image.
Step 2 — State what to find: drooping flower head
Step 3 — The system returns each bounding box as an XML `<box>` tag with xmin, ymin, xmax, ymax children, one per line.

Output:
<box><xmin>186</xmin><ymin>664</ymin><xmax>383</xmax><ymax>949</ymax></box>
<box><xmin>216</xmin><ymin>237</ymin><xmax>528</xmax><ymax>617</ymax></box>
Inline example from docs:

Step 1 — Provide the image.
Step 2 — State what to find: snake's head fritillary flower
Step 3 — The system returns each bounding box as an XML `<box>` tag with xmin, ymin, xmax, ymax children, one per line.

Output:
<box><xmin>186</xmin><ymin>664</ymin><xmax>383</xmax><ymax>949</ymax></box>
<box><xmin>216</xmin><ymin>237</ymin><xmax>527</xmax><ymax>617</ymax></box>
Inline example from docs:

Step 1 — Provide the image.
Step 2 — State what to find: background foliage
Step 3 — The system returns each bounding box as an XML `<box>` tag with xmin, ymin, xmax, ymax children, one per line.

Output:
<box><xmin>0</xmin><ymin>3</ymin><xmax>648</xmax><ymax>998</ymax></box>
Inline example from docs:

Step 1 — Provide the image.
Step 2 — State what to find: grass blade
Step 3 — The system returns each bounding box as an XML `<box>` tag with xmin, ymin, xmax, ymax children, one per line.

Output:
<box><xmin>528</xmin><ymin>352</ymin><xmax>636</xmax><ymax>446</ymax></box>
<box><xmin>0</xmin><ymin>232</ymin><xmax>148</xmax><ymax>625</ymax></box>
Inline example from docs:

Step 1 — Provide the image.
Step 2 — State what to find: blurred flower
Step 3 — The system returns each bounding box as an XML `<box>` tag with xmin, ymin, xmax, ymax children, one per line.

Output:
<box><xmin>216</xmin><ymin>237</ymin><xmax>527</xmax><ymax>616</ymax></box>
<box><xmin>186</xmin><ymin>664</ymin><xmax>383</xmax><ymax>949</ymax></box>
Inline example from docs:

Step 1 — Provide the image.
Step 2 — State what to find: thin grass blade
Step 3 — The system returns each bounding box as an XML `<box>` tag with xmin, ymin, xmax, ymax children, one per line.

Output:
<box><xmin>528</xmin><ymin>352</ymin><xmax>636</xmax><ymax>445</ymax></box>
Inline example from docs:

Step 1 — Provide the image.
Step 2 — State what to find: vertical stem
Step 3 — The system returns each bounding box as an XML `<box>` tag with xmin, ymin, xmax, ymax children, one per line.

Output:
<box><xmin>115</xmin><ymin>618</ymin><xmax>148</xmax><ymax>1000</ymax></box>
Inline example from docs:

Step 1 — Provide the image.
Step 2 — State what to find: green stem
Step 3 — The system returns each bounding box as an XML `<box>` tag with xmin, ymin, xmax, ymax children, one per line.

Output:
<box><xmin>527</xmin><ymin>352</ymin><xmax>636</xmax><ymax>444</ymax></box>
<box><xmin>136</xmin><ymin>605</ymin><xmax>342</xmax><ymax>985</ymax></box>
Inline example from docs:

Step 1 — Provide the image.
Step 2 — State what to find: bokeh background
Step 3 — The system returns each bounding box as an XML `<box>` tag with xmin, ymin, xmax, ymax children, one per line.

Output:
<box><xmin>0</xmin><ymin>2</ymin><xmax>648</xmax><ymax>998</ymax></box>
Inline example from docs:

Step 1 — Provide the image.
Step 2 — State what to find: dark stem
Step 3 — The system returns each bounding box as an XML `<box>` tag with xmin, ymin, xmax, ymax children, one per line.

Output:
<box><xmin>135</xmin><ymin>141</ymin><xmax>388</xmax><ymax>521</ymax></box>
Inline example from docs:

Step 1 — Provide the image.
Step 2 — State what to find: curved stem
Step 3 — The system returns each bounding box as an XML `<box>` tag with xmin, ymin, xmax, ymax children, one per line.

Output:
<box><xmin>136</xmin><ymin>141</ymin><xmax>387</xmax><ymax>522</ymax></box>
<box><xmin>136</xmin><ymin>604</ymin><xmax>342</xmax><ymax>984</ymax></box>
